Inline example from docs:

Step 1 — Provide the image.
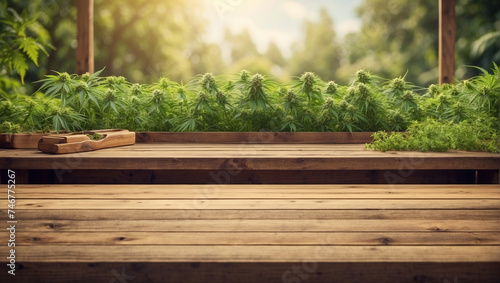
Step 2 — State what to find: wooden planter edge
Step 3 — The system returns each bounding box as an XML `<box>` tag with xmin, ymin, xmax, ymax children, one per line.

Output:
<box><xmin>1</xmin><ymin>132</ymin><xmax>377</xmax><ymax>148</ymax></box>
<box><xmin>135</xmin><ymin>132</ymin><xmax>375</xmax><ymax>144</ymax></box>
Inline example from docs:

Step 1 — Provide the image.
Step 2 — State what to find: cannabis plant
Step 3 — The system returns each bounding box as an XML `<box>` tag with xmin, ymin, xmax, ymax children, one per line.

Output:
<box><xmin>292</xmin><ymin>72</ymin><xmax>324</xmax><ymax>105</ymax></box>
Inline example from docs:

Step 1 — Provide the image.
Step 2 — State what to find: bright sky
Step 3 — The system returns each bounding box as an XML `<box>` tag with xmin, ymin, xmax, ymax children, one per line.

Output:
<box><xmin>202</xmin><ymin>0</ymin><xmax>364</xmax><ymax>57</ymax></box>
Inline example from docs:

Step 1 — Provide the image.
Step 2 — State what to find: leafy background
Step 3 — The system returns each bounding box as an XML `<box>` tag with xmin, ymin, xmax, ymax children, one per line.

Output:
<box><xmin>2</xmin><ymin>0</ymin><xmax>499</xmax><ymax>91</ymax></box>
<box><xmin>0</xmin><ymin>0</ymin><xmax>498</xmax><ymax>152</ymax></box>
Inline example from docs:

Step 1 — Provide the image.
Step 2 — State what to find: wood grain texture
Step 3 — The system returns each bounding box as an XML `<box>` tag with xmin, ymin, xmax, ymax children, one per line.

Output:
<box><xmin>76</xmin><ymin>0</ymin><xmax>94</xmax><ymax>74</ymax></box>
<box><xmin>38</xmin><ymin>130</ymin><xmax>136</xmax><ymax>154</ymax></box>
<box><xmin>439</xmin><ymin>0</ymin><xmax>456</xmax><ymax>84</ymax></box>
<box><xmin>3</xmin><ymin>209</ymin><xmax>498</xmax><ymax>220</ymax></box>
<box><xmin>4</xmin><ymin>184</ymin><xmax>498</xmax><ymax>199</ymax></box>
<box><xmin>136</xmin><ymin>132</ymin><xmax>374</xmax><ymax>144</ymax></box>
<box><xmin>2</xmin><ymin>143</ymin><xmax>499</xmax><ymax>170</ymax></box>
<box><xmin>7</xmin><ymin>231</ymin><xmax>499</xmax><ymax>246</ymax></box>
<box><xmin>2</xmin><ymin>126</ymin><xmax>499</xmax><ymax>283</ymax></box>
<box><xmin>14</xmin><ymin>199</ymin><xmax>500</xmax><ymax>210</ymax></box>
<box><xmin>4</xmin><ymin>245</ymin><xmax>499</xmax><ymax>262</ymax></box>
<box><xmin>0</xmin><ymin>182</ymin><xmax>498</xmax><ymax>283</ymax></box>
<box><xmin>0</xmin><ymin>133</ymin><xmax>47</xmax><ymax>149</ymax></box>
<box><xmin>15</xmin><ymin>219</ymin><xmax>500</xmax><ymax>232</ymax></box>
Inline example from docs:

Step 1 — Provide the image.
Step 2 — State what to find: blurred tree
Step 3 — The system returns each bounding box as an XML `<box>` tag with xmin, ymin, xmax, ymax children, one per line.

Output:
<box><xmin>93</xmin><ymin>0</ymin><xmax>224</xmax><ymax>82</ymax></box>
<box><xmin>222</xmin><ymin>28</ymin><xmax>280</xmax><ymax>78</ymax></box>
<box><xmin>338</xmin><ymin>0</ymin><xmax>500</xmax><ymax>86</ymax></box>
<box><xmin>224</xmin><ymin>27</ymin><xmax>259</xmax><ymax>62</ymax></box>
<box><xmin>266</xmin><ymin>41</ymin><xmax>285</xmax><ymax>67</ymax></box>
<box><xmin>5</xmin><ymin>0</ymin><xmax>226</xmax><ymax>84</ymax></box>
<box><xmin>289</xmin><ymin>8</ymin><xmax>341</xmax><ymax>81</ymax></box>
<box><xmin>225</xmin><ymin>56</ymin><xmax>275</xmax><ymax>77</ymax></box>
<box><xmin>188</xmin><ymin>42</ymin><xmax>225</xmax><ymax>76</ymax></box>
<box><xmin>456</xmin><ymin>0</ymin><xmax>500</xmax><ymax>78</ymax></box>
<box><xmin>5</xmin><ymin>0</ymin><xmax>498</xmax><ymax>89</ymax></box>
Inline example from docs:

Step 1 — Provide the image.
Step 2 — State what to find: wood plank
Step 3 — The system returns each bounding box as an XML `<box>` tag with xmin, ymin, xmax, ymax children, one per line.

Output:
<box><xmin>2</xmin><ymin>144</ymin><xmax>499</xmax><ymax>171</ymax></box>
<box><xmin>2</xmin><ymin>262</ymin><xmax>498</xmax><ymax>283</ymax></box>
<box><xmin>2</xmin><ymin>156</ymin><xmax>499</xmax><ymax>171</ymax></box>
<box><xmin>15</xmin><ymin>199</ymin><xmax>500</xmax><ymax>210</ymax></box>
<box><xmin>14</xmin><ymin>219</ymin><xmax>500</xmax><ymax>232</ymax></box>
<box><xmin>5</xmin><ymin>245</ymin><xmax>499</xmax><ymax>262</ymax></box>
<box><xmin>5</xmin><ymin>184</ymin><xmax>499</xmax><ymax>199</ymax></box>
<box><xmin>7</xmin><ymin>231</ymin><xmax>499</xmax><ymax>246</ymax></box>
<box><xmin>125</xmin><ymin>143</ymin><xmax>368</xmax><ymax>150</ymax></box>
<box><xmin>439</xmin><ymin>0</ymin><xmax>456</xmax><ymax>84</ymax></box>
<box><xmin>76</xmin><ymin>0</ymin><xmax>94</xmax><ymax>74</ymax></box>
<box><xmin>40</xmin><ymin>147</ymin><xmax>495</xmax><ymax>157</ymax></box>
<box><xmin>4</xmin><ymin>209</ymin><xmax>498</xmax><ymax>220</ymax></box>
<box><xmin>135</xmin><ymin>132</ymin><xmax>374</xmax><ymax>144</ymax></box>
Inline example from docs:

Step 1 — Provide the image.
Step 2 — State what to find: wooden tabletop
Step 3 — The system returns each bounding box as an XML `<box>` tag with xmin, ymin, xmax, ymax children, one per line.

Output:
<box><xmin>0</xmin><ymin>184</ymin><xmax>499</xmax><ymax>282</ymax></box>
<box><xmin>1</xmin><ymin>143</ymin><xmax>499</xmax><ymax>171</ymax></box>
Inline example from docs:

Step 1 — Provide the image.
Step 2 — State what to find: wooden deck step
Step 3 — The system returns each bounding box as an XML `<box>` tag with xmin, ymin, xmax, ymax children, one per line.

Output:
<box><xmin>2</xmin><ymin>143</ymin><xmax>499</xmax><ymax>171</ymax></box>
<box><xmin>1</xmin><ymin>184</ymin><xmax>499</xmax><ymax>282</ymax></box>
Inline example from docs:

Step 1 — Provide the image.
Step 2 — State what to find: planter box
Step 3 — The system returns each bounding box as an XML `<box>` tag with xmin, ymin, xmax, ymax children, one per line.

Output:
<box><xmin>1</xmin><ymin>132</ymin><xmax>375</xmax><ymax>149</ymax></box>
<box><xmin>0</xmin><ymin>133</ymin><xmax>49</xmax><ymax>149</ymax></box>
<box><xmin>136</xmin><ymin>132</ymin><xmax>374</xmax><ymax>144</ymax></box>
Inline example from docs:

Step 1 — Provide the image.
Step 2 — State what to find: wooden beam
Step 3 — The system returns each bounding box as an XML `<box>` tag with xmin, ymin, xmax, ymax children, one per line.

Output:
<box><xmin>76</xmin><ymin>0</ymin><xmax>94</xmax><ymax>74</ymax></box>
<box><xmin>439</xmin><ymin>0</ymin><xmax>456</xmax><ymax>85</ymax></box>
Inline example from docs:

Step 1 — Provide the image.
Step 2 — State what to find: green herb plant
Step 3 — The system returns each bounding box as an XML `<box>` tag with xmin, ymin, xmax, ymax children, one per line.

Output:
<box><xmin>1</xmin><ymin>64</ymin><xmax>498</xmax><ymax>153</ymax></box>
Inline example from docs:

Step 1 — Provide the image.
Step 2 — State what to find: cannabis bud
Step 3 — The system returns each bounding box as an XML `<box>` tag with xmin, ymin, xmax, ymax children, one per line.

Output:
<box><xmin>357</xmin><ymin>83</ymin><xmax>370</xmax><ymax>98</ymax></box>
<box><xmin>285</xmin><ymin>90</ymin><xmax>297</xmax><ymax>102</ymax></box>
<box><xmin>75</xmin><ymin>81</ymin><xmax>88</xmax><ymax>93</ymax></box>
<box><xmin>355</xmin><ymin>70</ymin><xmax>371</xmax><ymax>84</ymax></box>
<box><xmin>402</xmin><ymin>90</ymin><xmax>414</xmax><ymax>101</ymax></box>
<box><xmin>130</xmin><ymin>84</ymin><xmax>142</xmax><ymax>96</ymax></box>
<box><xmin>80</xmin><ymin>72</ymin><xmax>91</xmax><ymax>82</ymax></box>
<box><xmin>428</xmin><ymin>84</ymin><xmax>440</xmax><ymax>97</ymax></box>
<box><xmin>58</xmin><ymin>72</ymin><xmax>71</xmax><ymax>83</ymax></box>
<box><xmin>390</xmin><ymin>78</ymin><xmax>405</xmax><ymax>90</ymax></box>
<box><xmin>152</xmin><ymin>89</ymin><xmax>165</xmax><ymax>103</ymax></box>
<box><xmin>200</xmin><ymin>73</ymin><xmax>216</xmax><ymax>92</ymax></box>
<box><xmin>104</xmin><ymin>89</ymin><xmax>116</xmax><ymax>102</ymax></box>
<box><xmin>325</xmin><ymin>81</ymin><xmax>337</xmax><ymax>94</ymax></box>
<box><xmin>240</xmin><ymin>70</ymin><xmax>250</xmax><ymax>81</ymax></box>
<box><xmin>158</xmin><ymin>77</ymin><xmax>171</xmax><ymax>90</ymax></box>
<box><xmin>301</xmin><ymin>72</ymin><xmax>315</xmax><ymax>90</ymax></box>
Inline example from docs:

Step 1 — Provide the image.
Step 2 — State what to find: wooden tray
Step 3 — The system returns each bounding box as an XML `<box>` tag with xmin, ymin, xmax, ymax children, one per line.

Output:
<box><xmin>38</xmin><ymin>129</ymin><xmax>136</xmax><ymax>154</ymax></box>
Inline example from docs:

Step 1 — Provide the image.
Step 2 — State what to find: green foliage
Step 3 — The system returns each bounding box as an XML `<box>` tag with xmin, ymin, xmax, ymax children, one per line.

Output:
<box><xmin>6</xmin><ymin>0</ymin><xmax>498</xmax><ymax>92</ymax></box>
<box><xmin>87</xmin><ymin>133</ymin><xmax>105</xmax><ymax>140</ymax></box>
<box><xmin>339</xmin><ymin>0</ymin><xmax>500</xmax><ymax>86</ymax></box>
<box><xmin>289</xmin><ymin>8</ymin><xmax>341</xmax><ymax>81</ymax></box>
<box><xmin>2</xmin><ymin>64</ymin><xmax>499</xmax><ymax>153</ymax></box>
<box><xmin>292</xmin><ymin>72</ymin><xmax>324</xmax><ymax>105</ymax></box>
<box><xmin>0</xmin><ymin>121</ymin><xmax>21</xmax><ymax>134</ymax></box>
<box><xmin>0</xmin><ymin>2</ymin><xmax>51</xmax><ymax>96</ymax></box>
<box><xmin>367</xmin><ymin>119</ymin><xmax>499</xmax><ymax>153</ymax></box>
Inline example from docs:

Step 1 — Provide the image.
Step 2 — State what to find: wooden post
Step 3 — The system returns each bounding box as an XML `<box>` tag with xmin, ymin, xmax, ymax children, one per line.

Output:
<box><xmin>439</xmin><ymin>0</ymin><xmax>456</xmax><ymax>85</ymax></box>
<box><xmin>76</xmin><ymin>0</ymin><xmax>94</xmax><ymax>74</ymax></box>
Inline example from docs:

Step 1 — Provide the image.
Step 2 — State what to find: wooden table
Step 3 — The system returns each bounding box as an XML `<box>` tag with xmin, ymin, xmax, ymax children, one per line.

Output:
<box><xmin>1</xmin><ymin>184</ymin><xmax>499</xmax><ymax>282</ymax></box>
<box><xmin>0</xmin><ymin>141</ymin><xmax>499</xmax><ymax>282</ymax></box>
<box><xmin>1</xmin><ymin>143</ymin><xmax>499</xmax><ymax>184</ymax></box>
